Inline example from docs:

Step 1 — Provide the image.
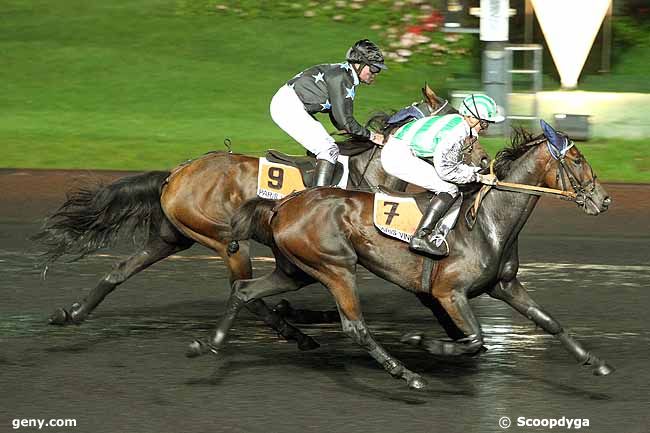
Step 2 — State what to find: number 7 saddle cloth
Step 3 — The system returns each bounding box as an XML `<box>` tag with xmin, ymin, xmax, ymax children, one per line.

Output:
<box><xmin>373</xmin><ymin>190</ymin><xmax>462</xmax><ymax>243</ymax></box>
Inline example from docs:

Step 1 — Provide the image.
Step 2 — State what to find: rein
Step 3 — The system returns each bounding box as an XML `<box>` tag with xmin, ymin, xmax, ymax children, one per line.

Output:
<box><xmin>353</xmin><ymin>144</ymin><xmax>380</xmax><ymax>189</ymax></box>
<box><xmin>489</xmin><ymin>137</ymin><xmax>580</xmax><ymax>200</ymax></box>
<box><xmin>467</xmin><ymin>138</ymin><xmax>596</xmax><ymax>229</ymax></box>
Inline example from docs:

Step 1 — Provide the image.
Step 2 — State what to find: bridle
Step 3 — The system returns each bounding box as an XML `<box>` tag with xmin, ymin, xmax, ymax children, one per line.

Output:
<box><xmin>466</xmin><ymin>136</ymin><xmax>599</xmax><ymax>229</ymax></box>
<box><xmin>461</xmin><ymin>99</ymin><xmax>596</xmax><ymax>207</ymax></box>
<box><xmin>546</xmin><ymin>135</ymin><xmax>598</xmax><ymax>208</ymax></box>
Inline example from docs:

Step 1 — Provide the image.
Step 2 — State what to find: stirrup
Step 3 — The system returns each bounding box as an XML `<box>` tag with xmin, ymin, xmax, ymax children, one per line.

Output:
<box><xmin>430</xmin><ymin>234</ymin><xmax>449</xmax><ymax>255</ymax></box>
<box><xmin>409</xmin><ymin>233</ymin><xmax>449</xmax><ymax>257</ymax></box>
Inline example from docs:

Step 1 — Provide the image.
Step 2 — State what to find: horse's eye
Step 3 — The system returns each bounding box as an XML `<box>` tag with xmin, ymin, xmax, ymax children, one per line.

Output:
<box><xmin>574</xmin><ymin>157</ymin><xmax>582</xmax><ymax>166</ymax></box>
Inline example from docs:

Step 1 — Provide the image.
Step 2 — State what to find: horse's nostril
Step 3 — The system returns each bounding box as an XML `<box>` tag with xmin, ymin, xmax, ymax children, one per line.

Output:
<box><xmin>481</xmin><ymin>157</ymin><xmax>490</xmax><ymax>169</ymax></box>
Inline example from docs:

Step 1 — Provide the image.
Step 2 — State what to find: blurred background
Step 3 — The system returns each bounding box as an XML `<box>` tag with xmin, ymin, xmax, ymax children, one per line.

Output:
<box><xmin>2</xmin><ymin>0</ymin><xmax>648</xmax><ymax>182</ymax></box>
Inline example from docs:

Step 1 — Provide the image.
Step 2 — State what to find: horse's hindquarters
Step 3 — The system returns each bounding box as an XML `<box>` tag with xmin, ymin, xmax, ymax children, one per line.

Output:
<box><xmin>160</xmin><ymin>153</ymin><xmax>259</xmax><ymax>250</ymax></box>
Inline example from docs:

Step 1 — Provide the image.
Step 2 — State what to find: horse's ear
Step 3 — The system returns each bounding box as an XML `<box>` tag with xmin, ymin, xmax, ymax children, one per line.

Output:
<box><xmin>421</xmin><ymin>82</ymin><xmax>437</xmax><ymax>105</ymax></box>
<box><xmin>540</xmin><ymin>119</ymin><xmax>567</xmax><ymax>156</ymax></box>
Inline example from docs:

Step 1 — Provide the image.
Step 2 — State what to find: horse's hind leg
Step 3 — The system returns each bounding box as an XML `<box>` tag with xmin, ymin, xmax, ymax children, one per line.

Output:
<box><xmin>49</xmin><ymin>221</ymin><xmax>193</xmax><ymax>325</ymax></box>
<box><xmin>187</xmin><ymin>258</ymin><xmax>313</xmax><ymax>357</ymax></box>
<box><xmin>489</xmin><ymin>277</ymin><xmax>614</xmax><ymax>376</ymax></box>
<box><xmin>215</xmin><ymin>241</ymin><xmax>319</xmax><ymax>351</ymax></box>
<box><xmin>272</xmin><ymin>299</ymin><xmax>339</xmax><ymax>324</ymax></box>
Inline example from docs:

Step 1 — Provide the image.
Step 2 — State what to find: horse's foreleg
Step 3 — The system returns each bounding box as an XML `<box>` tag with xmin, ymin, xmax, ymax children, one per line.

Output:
<box><xmin>489</xmin><ymin>277</ymin><xmax>614</xmax><ymax>376</ymax></box>
<box><xmin>413</xmin><ymin>292</ymin><xmax>467</xmax><ymax>340</ymax></box>
<box><xmin>402</xmin><ymin>290</ymin><xmax>485</xmax><ymax>356</ymax></box>
<box><xmin>49</xmin><ymin>235</ymin><xmax>191</xmax><ymax>325</ymax></box>
<box><xmin>222</xmin><ymin>242</ymin><xmax>319</xmax><ymax>351</ymax></box>
<box><xmin>187</xmin><ymin>266</ymin><xmax>311</xmax><ymax>358</ymax></box>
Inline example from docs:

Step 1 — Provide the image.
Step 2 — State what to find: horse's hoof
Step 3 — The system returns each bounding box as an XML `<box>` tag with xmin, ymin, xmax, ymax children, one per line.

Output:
<box><xmin>226</xmin><ymin>241</ymin><xmax>239</xmax><ymax>256</ymax></box>
<box><xmin>464</xmin><ymin>344</ymin><xmax>488</xmax><ymax>357</ymax></box>
<box><xmin>186</xmin><ymin>340</ymin><xmax>208</xmax><ymax>358</ymax></box>
<box><xmin>273</xmin><ymin>299</ymin><xmax>293</xmax><ymax>317</ymax></box>
<box><xmin>400</xmin><ymin>332</ymin><xmax>423</xmax><ymax>346</ymax></box>
<box><xmin>297</xmin><ymin>336</ymin><xmax>320</xmax><ymax>351</ymax></box>
<box><xmin>68</xmin><ymin>303</ymin><xmax>85</xmax><ymax>324</ymax></box>
<box><xmin>48</xmin><ymin>308</ymin><xmax>70</xmax><ymax>325</ymax></box>
<box><xmin>593</xmin><ymin>362</ymin><xmax>615</xmax><ymax>376</ymax></box>
<box><xmin>407</xmin><ymin>375</ymin><xmax>427</xmax><ymax>390</ymax></box>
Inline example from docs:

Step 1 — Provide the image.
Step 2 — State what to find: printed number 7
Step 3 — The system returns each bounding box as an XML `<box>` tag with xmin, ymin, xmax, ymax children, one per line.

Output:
<box><xmin>383</xmin><ymin>202</ymin><xmax>400</xmax><ymax>225</ymax></box>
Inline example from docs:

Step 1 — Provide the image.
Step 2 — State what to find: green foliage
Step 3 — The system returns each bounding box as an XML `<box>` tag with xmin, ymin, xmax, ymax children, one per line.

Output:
<box><xmin>0</xmin><ymin>0</ymin><xmax>648</xmax><ymax>182</ymax></box>
<box><xmin>612</xmin><ymin>16</ymin><xmax>650</xmax><ymax>48</ymax></box>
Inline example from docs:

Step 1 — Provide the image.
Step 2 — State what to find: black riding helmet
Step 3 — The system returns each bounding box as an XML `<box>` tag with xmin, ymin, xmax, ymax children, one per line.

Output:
<box><xmin>346</xmin><ymin>39</ymin><xmax>388</xmax><ymax>73</ymax></box>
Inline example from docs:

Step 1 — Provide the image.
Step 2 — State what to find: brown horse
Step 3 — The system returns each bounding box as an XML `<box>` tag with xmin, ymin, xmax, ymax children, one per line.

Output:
<box><xmin>189</xmin><ymin>121</ymin><xmax>613</xmax><ymax>389</ymax></box>
<box><xmin>34</xmin><ymin>87</ymin><xmax>485</xmax><ymax>351</ymax></box>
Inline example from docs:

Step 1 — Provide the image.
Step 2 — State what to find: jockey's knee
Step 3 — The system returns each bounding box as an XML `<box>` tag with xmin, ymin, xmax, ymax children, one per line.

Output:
<box><xmin>316</xmin><ymin>143</ymin><xmax>339</xmax><ymax>164</ymax></box>
<box><xmin>437</xmin><ymin>184</ymin><xmax>459</xmax><ymax>198</ymax></box>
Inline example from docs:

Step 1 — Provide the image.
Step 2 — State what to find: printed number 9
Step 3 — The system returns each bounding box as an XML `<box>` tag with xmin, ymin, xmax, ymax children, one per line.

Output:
<box><xmin>268</xmin><ymin>167</ymin><xmax>284</xmax><ymax>190</ymax></box>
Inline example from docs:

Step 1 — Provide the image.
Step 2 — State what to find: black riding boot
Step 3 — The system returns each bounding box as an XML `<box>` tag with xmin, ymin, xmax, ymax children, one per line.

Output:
<box><xmin>314</xmin><ymin>159</ymin><xmax>335</xmax><ymax>187</ymax></box>
<box><xmin>409</xmin><ymin>192</ymin><xmax>455</xmax><ymax>257</ymax></box>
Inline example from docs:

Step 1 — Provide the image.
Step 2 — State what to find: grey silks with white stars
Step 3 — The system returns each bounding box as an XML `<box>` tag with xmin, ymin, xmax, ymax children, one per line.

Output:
<box><xmin>286</xmin><ymin>62</ymin><xmax>370</xmax><ymax>138</ymax></box>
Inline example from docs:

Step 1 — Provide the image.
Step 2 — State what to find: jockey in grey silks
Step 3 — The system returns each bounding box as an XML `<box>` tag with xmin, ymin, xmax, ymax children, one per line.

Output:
<box><xmin>270</xmin><ymin>39</ymin><xmax>387</xmax><ymax>186</ymax></box>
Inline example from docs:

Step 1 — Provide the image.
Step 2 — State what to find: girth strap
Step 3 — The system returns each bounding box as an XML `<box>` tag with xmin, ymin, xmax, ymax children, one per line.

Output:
<box><xmin>421</xmin><ymin>256</ymin><xmax>436</xmax><ymax>291</ymax></box>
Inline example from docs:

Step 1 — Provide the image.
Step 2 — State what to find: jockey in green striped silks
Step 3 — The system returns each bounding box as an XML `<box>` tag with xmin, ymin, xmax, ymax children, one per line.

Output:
<box><xmin>381</xmin><ymin>94</ymin><xmax>505</xmax><ymax>257</ymax></box>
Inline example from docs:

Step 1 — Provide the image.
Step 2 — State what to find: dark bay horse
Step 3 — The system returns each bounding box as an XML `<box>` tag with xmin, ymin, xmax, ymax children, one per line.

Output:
<box><xmin>34</xmin><ymin>87</ymin><xmax>485</xmax><ymax>350</ymax></box>
<box><xmin>190</xmin><ymin>122</ymin><xmax>613</xmax><ymax>389</ymax></box>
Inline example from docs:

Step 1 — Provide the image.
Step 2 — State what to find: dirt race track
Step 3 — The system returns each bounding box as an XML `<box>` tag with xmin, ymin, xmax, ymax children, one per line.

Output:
<box><xmin>1</xmin><ymin>169</ymin><xmax>649</xmax><ymax>433</ymax></box>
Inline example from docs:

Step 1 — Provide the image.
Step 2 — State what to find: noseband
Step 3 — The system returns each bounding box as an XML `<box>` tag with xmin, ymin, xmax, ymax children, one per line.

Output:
<box><xmin>548</xmin><ymin>138</ymin><xmax>598</xmax><ymax>208</ymax></box>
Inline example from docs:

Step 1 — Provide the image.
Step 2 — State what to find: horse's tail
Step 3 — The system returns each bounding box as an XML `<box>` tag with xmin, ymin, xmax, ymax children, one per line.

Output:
<box><xmin>228</xmin><ymin>197</ymin><xmax>276</xmax><ymax>253</ymax></box>
<box><xmin>32</xmin><ymin>171</ymin><xmax>171</xmax><ymax>265</ymax></box>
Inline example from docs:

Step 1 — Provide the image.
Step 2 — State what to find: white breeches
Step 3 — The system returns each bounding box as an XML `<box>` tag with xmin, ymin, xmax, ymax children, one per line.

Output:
<box><xmin>270</xmin><ymin>85</ymin><xmax>339</xmax><ymax>163</ymax></box>
<box><xmin>381</xmin><ymin>135</ymin><xmax>459</xmax><ymax>196</ymax></box>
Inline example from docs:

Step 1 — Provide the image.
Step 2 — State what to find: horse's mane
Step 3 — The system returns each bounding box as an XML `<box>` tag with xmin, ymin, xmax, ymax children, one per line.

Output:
<box><xmin>493</xmin><ymin>127</ymin><xmax>546</xmax><ymax>179</ymax></box>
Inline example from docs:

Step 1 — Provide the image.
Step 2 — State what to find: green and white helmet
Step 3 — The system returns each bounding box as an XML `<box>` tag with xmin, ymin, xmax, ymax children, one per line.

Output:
<box><xmin>458</xmin><ymin>94</ymin><xmax>505</xmax><ymax>123</ymax></box>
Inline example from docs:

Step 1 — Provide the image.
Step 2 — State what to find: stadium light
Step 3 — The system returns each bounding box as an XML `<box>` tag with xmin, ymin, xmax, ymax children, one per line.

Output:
<box><xmin>532</xmin><ymin>0</ymin><xmax>611</xmax><ymax>89</ymax></box>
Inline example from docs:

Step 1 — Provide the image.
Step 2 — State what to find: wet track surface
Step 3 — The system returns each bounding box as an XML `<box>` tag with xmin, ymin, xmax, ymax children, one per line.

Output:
<box><xmin>1</xmin><ymin>173</ymin><xmax>650</xmax><ymax>433</ymax></box>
